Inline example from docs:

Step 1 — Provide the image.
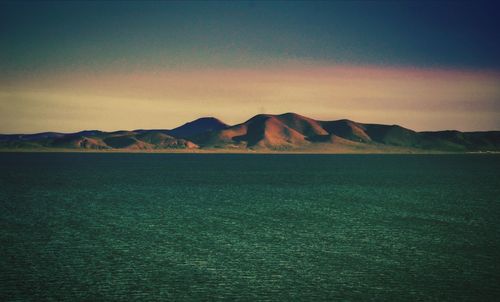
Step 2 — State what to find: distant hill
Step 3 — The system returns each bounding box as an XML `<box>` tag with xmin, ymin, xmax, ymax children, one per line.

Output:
<box><xmin>1</xmin><ymin>113</ymin><xmax>499</xmax><ymax>152</ymax></box>
<box><xmin>167</xmin><ymin>117</ymin><xmax>228</xmax><ymax>138</ymax></box>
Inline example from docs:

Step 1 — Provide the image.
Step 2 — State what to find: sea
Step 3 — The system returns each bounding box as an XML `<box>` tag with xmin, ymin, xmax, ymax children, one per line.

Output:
<box><xmin>1</xmin><ymin>153</ymin><xmax>499</xmax><ymax>301</ymax></box>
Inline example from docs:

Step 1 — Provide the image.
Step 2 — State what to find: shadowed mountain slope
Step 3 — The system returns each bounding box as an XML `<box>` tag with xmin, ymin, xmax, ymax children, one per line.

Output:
<box><xmin>0</xmin><ymin>129</ymin><xmax>199</xmax><ymax>151</ymax></box>
<box><xmin>319</xmin><ymin>119</ymin><xmax>371</xmax><ymax>143</ymax></box>
<box><xmin>363</xmin><ymin>124</ymin><xmax>421</xmax><ymax>147</ymax></box>
<box><xmin>168</xmin><ymin>117</ymin><xmax>228</xmax><ymax>138</ymax></box>
<box><xmin>1</xmin><ymin>113</ymin><xmax>499</xmax><ymax>152</ymax></box>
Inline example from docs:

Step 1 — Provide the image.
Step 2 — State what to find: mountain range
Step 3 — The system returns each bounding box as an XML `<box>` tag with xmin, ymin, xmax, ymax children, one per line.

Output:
<box><xmin>1</xmin><ymin>113</ymin><xmax>499</xmax><ymax>153</ymax></box>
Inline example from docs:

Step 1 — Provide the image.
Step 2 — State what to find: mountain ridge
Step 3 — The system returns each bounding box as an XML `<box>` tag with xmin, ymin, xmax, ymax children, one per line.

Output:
<box><xmin>1</xmin><ymin>113</ymin><xmax>499</xmax><ymax>153</ymax></box>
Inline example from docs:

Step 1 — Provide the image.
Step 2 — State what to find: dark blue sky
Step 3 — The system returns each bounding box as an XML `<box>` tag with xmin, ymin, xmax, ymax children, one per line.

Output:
<box><xmin>1</xmin><ymin>0</ymin><xmax>500</xmax><ymax>73</ymax></box>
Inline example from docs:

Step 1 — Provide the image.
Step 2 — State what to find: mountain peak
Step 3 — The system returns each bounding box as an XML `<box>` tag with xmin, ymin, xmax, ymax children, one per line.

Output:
<box><xmin>168</xmin><ymin>117</ymin><xmax>228</xmax><ymax>138</ymax></box>
<box><xmin>189</xmin><ymin>117</ymin><xmax>227</xmax><ymax>125</ymax></box>
<box><xmin>278</xmin><ymin>112</ymin><xmax>306</xmax><ymax>119</ymax></box>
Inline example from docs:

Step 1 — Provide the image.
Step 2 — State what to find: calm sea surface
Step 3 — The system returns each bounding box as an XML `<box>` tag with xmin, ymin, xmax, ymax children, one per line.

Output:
<box><xmin>1</xmin><ymin>153</ymin><xmax>499</xmax><ymax>301</ymax></box>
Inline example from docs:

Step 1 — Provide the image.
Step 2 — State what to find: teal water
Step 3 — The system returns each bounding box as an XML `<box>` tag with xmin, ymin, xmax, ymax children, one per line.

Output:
<box><xmin>0</xmin><ymin>153</ymin><xmax>499</xmax><ymax>301</ymax></box>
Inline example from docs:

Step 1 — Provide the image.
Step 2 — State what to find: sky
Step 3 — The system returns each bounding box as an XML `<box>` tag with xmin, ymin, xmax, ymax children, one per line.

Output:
<box><xmin>1</xmin><ymin>0</ymin><xmax>499</xmax><ymax>133</ymax></box>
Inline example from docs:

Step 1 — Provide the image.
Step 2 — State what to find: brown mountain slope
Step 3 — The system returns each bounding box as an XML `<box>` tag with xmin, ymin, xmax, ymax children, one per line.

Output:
<box><xmin>192</xmin><ymin>114</ymin><xmax>311</xmax><ymax>150</ymax></box>
<box><xmin>135</xmin><ymin>132</ymin><xmax>198</xmax><ymax>149</ymax></box>
<box><xmin>318</xmin><ymin>119</ymin><xmax>372</xmax><ymax>143</ymax></box>
<box><xmin>194</xmin><ymin>113</ymin><xmax>362</xmax><ymax>150</ymax></box>
<box><xmin>274</xmin><ymin>113</ymin><xmax>328</xmax><ymax>137</ymax></box>
<box><xmin>239</xmin><ymin>115</ymin><xmax>309</xmax><ymax>149</ymax></box>
<box><xmin>192</xmin><ymin>113</ymin><xmax>500</xmax><ymax>152</ymax></box>
<box><xmin>52</xmin><ymin>136</ymin><xmax>110</xmax><ymax>149</ymax></box>
<box><xmin>1</xmin><ymin>113</ymin><xmax>499</xmax><ymax>152</ymax></box>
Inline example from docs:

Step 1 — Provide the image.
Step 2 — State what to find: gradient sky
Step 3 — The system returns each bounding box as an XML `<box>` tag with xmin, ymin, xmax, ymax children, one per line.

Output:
<box><xmin>1</xmin><ymin>0</ymin><xmax>499</xmax><ymax>133</ymax></box>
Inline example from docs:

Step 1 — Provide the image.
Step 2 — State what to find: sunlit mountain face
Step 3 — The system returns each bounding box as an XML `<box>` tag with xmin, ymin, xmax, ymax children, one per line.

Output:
<box><xmin>1</xmin><ymin>1</ymin><xmax>499</xmax><ymax>133</ymax></box>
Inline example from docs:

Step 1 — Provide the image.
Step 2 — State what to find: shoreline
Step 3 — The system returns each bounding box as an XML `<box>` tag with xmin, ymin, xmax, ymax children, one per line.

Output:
<box><xmin>1</xmin><ymin>148</ymin><xmax>498</xmax><ymax>155</ymax></box>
